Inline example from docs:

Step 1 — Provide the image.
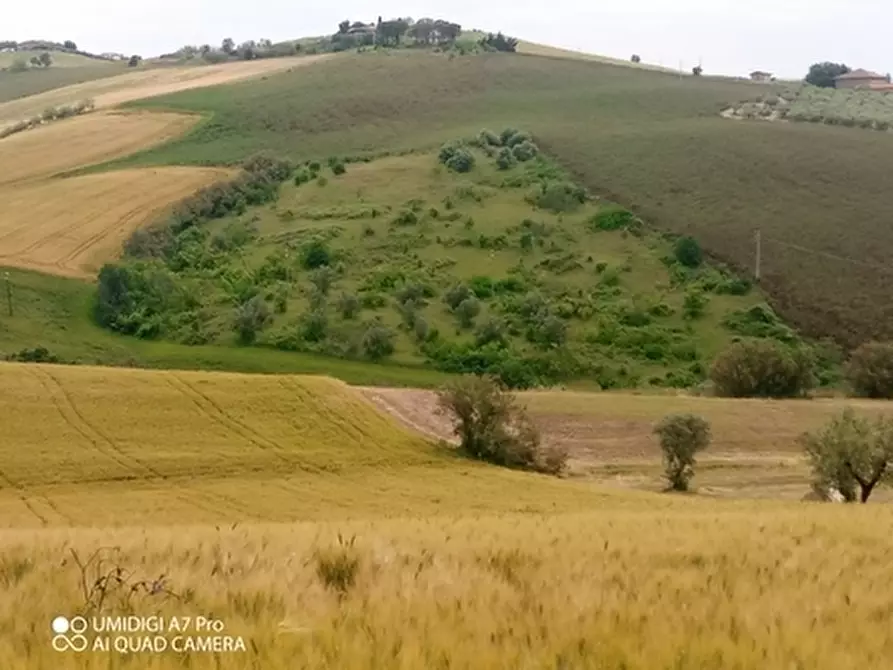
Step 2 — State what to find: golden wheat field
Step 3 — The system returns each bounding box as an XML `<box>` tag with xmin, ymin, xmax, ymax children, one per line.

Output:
<box><xmin>0</xmin><ymin>111</ymin><xmax>202</xmax><ymax>186</ymax></box>
<box><xmin>2</xmin><ymin>363</ymin><xmax>893</xmax><ymax>668</ymax></box>
<box><xmin>0</xmin><ymin>55</ymin><xmax>328</xmax><ymax>128</ymax></box>
<box><xmin>0</xmin><ymin>167</ymin><xmax>228</xmax><ymax>277</ymax></box>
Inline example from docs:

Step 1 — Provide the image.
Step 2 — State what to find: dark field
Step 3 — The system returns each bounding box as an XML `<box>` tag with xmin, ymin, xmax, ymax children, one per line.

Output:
<box><xmin>0</xmin><ymin>63</ymin><xmax>125</xmax><ymax>104</ymax></box>
<box><xmin>125</xmin><ymin>51</ymin><xmax>893</xmax><ymax>347</ymax></box>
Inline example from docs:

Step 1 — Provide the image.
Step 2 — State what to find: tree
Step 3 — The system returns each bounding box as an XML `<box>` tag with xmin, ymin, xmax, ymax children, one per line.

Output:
<box><xmin>653</xmin><ymin>414</ymin><xmax>711</xmax><ymax>491</ymax></box>
<box><xmin>362</xmin><ymin>324</ymin><xmax>396</xmax><ymax>360</ymax></box>
<box><xmin>437</xmin><ymin>375</ymin><xmax>566</xmax><ymax>474</ymax></box>
<box><xmin>710</xmin><ymin>340</ymin><xmax>815</xmax><ymax>398</ymax></box>
<box><xmin>338</xmin><ymin>20</ymin><xmax>351</xmax><ymax>34</ymax></box>
<box><xmin>238</xmin><ymin>41</ymin><xmax>258</xmax><ymax>60</ymax></box>
<box><xmin>845</xmin><ymin>342</ymin><xmax>893</xmax><ymax>399</ymax></box>
<box><xmin>337</xmin><ymin>293</ymin><xmax>360</xmax><ymax>319</ymax></box>
<box><xmin>128</xmin><ymin>55</ymin><xmax>142</xmax><ymax>68</ymax></box>
<box><xmin>692</xmin><ymin>65</ymin><xmax>703</xmax><ymax>76</ymax></box>
<box><xmin>376</xmin><ymin>19</ymin><xmax>410</xmax><ymax>46</ymax></box>
<box><xmin>455</xmin><ymin>297</ymin><xmax>481</xmax><ymax>328</ymax></box>
<box><xmin>309</xmin><ymin>266</ymin><xmax>336</xmax><ymax>296</ymax></box>
<box><xmin>801</xmin><ymin>409</ymin><xmax>893</xmax><ymax>503</ymax></box>
<box><xmin>222</xmin><ymin>37</ymin><xmax>235</xmax><ymax>55</ymax></box>
<box><xmin>805</xmin><ymin>62</ymin><xmax>850</xmax><ymax>88</ymax></box>
<box><xmin>674</xmin><ymin>236</ymin><xmax>702</xmax><ymax>267</ymax></box>
<box><xmin>480</xmin><ymin>32</ymin><xmax>518</xmax><ymax>53</ymax></box>
<box><xmin>63</xmin><ymin>40</ymin><xmax>77</xmax><ymax>50</ymax></box>
<box><xmin>631</xmin><ymin>54</ymin><xmax>641</xmax><ymax>63</ymax></box>
<box><xmin>233</xmin><ymin>295</ymin><xmax>272</xmax><ymax>345</ymax></box>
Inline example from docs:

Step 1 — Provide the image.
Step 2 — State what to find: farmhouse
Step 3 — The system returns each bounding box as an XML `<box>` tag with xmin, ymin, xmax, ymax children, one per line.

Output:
<box><xmin>750</xmin><ymin>71</ymin><xmax>773</xmax><ymax>82</ymax></box>
<box><xmin>835</xmin><ymin>69</ymin><xmax>890</xmax><ymax>89</ymax></box>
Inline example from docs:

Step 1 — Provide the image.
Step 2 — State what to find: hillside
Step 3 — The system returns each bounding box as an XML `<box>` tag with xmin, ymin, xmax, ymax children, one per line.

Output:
<box><xmin>101</xmin><ymin>144</ymin><xmax>787</xmax><ymax>390</ymax></box>
<box><xmin>122</xmin><ymin>50</ymin><xmax>893</xmax><ymax>349</ymax></box>
<box><xmin>0</xmin><ymin>50</ymin><xmax>111</xmax><ymax>69</ymax></box>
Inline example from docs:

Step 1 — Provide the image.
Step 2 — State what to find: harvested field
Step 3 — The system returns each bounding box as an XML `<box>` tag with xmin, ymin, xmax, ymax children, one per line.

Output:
<box><xmin>361</xmin><ymin>387</ymin><xmax>893</xmax><ymax>499</ymax></box>
<box><xmin>0</xmin><ymin>167</ymin><xmax>228</xmax><ymax>277</ymax></box>
<box><xmin>0</xmin><ymin>55</ymin><xmax>328</xmax><ymax>128</ymax></box>
<box><xmin>0</xmin><ymin>110</ymin><xmax>202</xmax><ymax>185</ymax></box>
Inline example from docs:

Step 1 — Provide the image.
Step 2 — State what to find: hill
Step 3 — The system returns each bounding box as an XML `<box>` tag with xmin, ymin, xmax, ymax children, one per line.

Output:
<box><xmin>122</xmin><ymin>50</ymin><xmax>893</xmax><ymax>349</ymax></box>
<box><xmin>0</xmin><ymin>50</ymin><xmax>111</xmax><ymax>69</ymax></box>
<box><xmin>100</xmin><ymin>145</ymin><xmax>787</xmax><ymax>390</ymax></box>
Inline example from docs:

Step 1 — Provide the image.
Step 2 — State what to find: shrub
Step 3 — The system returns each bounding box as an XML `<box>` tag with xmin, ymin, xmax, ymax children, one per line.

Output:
<box><xmin>309</xmin><ymin>266</ymin><xmax>336</xmax><ymax>296</ymax></box>
<box><xmin>444</xmin><ymin>283</ymin><xmax>473</xmax><ymax>311</ymax></box>
<box><xmin>511</xmin><ymin>141</ymin><xmax>538</xmax><ymax>162</ymax></box>
<box><xmin>413</xmin><ymin>317</ymin><xmax>432</xmax><ymax>342</ymax></box>
<box><xmin>534</xmin><ymin>182</ymin><xmax>586</xmax><ymax>213</ymax></box>
<box><xmin>496</xmin><ymin>147</ymin><xmax>516</xmax><ymax>170</ymax></box>
<box><xmin>436</xmin><ymin>375</ymin><xmax>566</xmax><ymax>474</ymax></box>
<box><xmin>317</xmin><ymin>176</ymin><xmax>329</xmax><ymax>187</ymax></box>
<box><xmin>392</xmin><ymin>210</ymin><xmax>419</xmax><ymax>227</ymax></box>
<box><xmin>674</xmin><ymin>236</ymin><xmax>703</xmax><ymax>268</ymax></box>
<box><xmin>800</xmin><ymin>408</ymin><xmax>893</xmax><ymax>503</ymax></box>
<box><xmin>438</xmin><ymin>141</ymin><xmax>465</xmax><ymax>164</ymax></box>
<box><xmin>362</xmin><ymin>324</ymin><xmax>396</xmax><ymax>360</ymax></box>
<box><xmin>846</xmin><ymin>342</ymin><xmax>893</xmax><ymax>398</ymax></box>
<box><xmin>445</xmin><ymin>149</ymin><xmax>475</xmax><ymax>173</ymax></box>
<box><xmin>500</xmin><ymin>128</ymin><xmax>520</xmax><ymax>145</ymax></box>
<box><xmin>479</xmin><ymin>129</ymin><xmax>501</xmax><ymax>146</ymax></box>
<box><xmin>528</xmin><ymin>315</ymin><xmax>567</xmax><ymax>349</ymax></box>
<box><xmin>682</xmin><ymin>290</ymin><xmax>708</xmax><ymax>319</ymax></box>
<box><xmin>337</xmin><ymin>293</ymin><xmax>360</xmax><ymax>320</ymax></box>
<box><xmin>301</xmin><ymin>240</ymin><xmax>332</xmax><ymax>269</ymax></box>
<box><xmin>653</xmin><ymin>414</ymin><xmax>711</xmax><ymax>491</ymax></box>
<box><xmin>455</xmin><ymin>297</ymin><xmax>481</xmax><ymax>328</ymax></box>
<box><xmin>710</xmin><ymin>340</ymin><xmax>815</xmax><ymax>398</ymax></box>
<box><xmin>329</xmin><ymin>159</ymin><xmax>347</xmax><ymax>176</ymax></box>
<box><xmin>475</xmin><ymin>318</ymin><xmax>508</xmax><ymax>347</ymax></box>
<box><xmin>233</xmin><ymin>295</ymin><xmax>273</xmax><ymax>345</ymax></box>
<box><xmin>294</xmin><ymin>169</ymin><xmax>312</xmax><ymax>186</ymax></box>
<box><xmin>299</xmin><ymin>309</ymin><xmax>328</xmax><ymax>343</ymax></box>
<box><xmin>5</xmin><ymin>346</ymin><xmax>61</xmax><ymax>364</ymax></box>
<box><xmin>589</xmin><ymin>206</ymin><xmax>636</xmax><ymax>232</ymax></box>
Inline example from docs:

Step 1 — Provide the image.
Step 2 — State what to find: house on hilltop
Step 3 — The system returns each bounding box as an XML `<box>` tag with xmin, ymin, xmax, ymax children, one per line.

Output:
<box><xmin>835</xmin><ymin>69</ymin><xmax>891</xmax><ymax>89</ymax></box>
<box><xmin>750</xmin><ymin>71</ymin><xmax>773</xmax><ymax>82</ymax></box>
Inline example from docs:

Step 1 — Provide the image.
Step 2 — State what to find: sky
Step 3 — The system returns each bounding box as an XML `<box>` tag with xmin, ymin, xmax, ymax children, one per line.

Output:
<box><xmin>4</xmin><ymin>0</ymin><xmax>891</xmax><ymax>79</ymax></box>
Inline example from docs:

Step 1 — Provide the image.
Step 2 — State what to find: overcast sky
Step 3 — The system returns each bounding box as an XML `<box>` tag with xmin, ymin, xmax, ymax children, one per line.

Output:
<box><xmin>5</xmin><ymin>0</ymin><xmax>890</xmax><ymax>78</ymax></box>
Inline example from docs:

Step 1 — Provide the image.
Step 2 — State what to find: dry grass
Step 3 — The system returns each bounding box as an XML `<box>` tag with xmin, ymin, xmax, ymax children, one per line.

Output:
<box><xmin>0</xmin><ymin>110</ymin><xmax>202</xmax><ymax>186</ymax></box>
<box><xmin>0</xmin><ymin>55</ymin><xmax>329</xmax><ymax>129</ymax></box>
<box><xmin>517</xmin><ymin>41</ymin><xmax>678</xmax><ymax>73</ymax></box>
<box><xmin>0</xmin><ymin>167</ymin><xmax>229</xmax><ymax>277</ymax></box>
<box><xmin>2</xmin><ymin>507</ymin><xmax>893</xmax><ymax>668</ymax></box>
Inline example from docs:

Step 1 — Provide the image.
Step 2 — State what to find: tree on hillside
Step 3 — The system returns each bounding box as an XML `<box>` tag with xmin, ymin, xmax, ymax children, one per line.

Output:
<box><xmin>631</xmin><ymin>54</ymin><xmax>641</xmax><ymax>63</ymax></box>
<box><xmin>480</xmin><ymin>32</ymin><xmax>518</xmax><ymax>53</ymax></box>
<box><xmin>805</xmin><ymin>62</ymin><xmax>850</xmax><ymax>88</ymax></box>
<box><xmin>801</xmin><ymin>408</ymin><xmax>893</xmax><ymax>503</ymax></box>
<box><xmin>221</xmin><ymin>37</ymin><xmax>235</xmax><ymax>55</ymax></box>
<box><xmin>238</xmin><ymin>40</ymin><xmax>258</xmax><ymax>60</ymax></box>
<box><xmin>376</xmin><ymin>19</ymin><xmax>411</xmax><ymax>46</ymax></box>
<box><xmin>63</xmin><ymin>40</ymin><xmax>77</xmax><ymax>50</ymax></box>
<box><xmin>692</xmin><ymin>65</ymin><xmax>703</xmax><ymax>76</ymax></box>
<box><xmin>128</xmin><ymin>55</ymin><xmax>142</xmax><ymax>68</ymax></box>
<box><xmin>338</xmin><ymin>20</ymin><xmax>351</xmax><ymax>34</ymax></box>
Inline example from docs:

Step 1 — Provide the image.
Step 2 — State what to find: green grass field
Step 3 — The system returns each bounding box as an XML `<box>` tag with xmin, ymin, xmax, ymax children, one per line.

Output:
<box><xmin>0</xmin><ymin>53</ymin><xmax>124</xmax><ymax>103</ymax></box>
<box><xmin>118</xmin><ymin>50</ymin><xmax>893</xmax><ymax>349</ymax></box>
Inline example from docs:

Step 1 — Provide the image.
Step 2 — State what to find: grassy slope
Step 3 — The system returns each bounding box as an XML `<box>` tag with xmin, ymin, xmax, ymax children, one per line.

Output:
<box><xmin>0</xmin><ymin>361</ymin><xmax>601</xmax><ymax>527</ymax></box>
<box><xmin>0</xmin><ymin>51</ymin><xmax>112</xmax><ymax>69</ymax></box>
<box><xmin>123</xmin><ymin>50</ymin><xmax>893</xmax><ymax>347</ymax></box>
<box><xmin>0</xmin><ymin>62</ymin><xmax>124</xmax><ymax>104</ymax></box>
<box><xmin>0</xmin><ymin>267</ymin><xmax>448</xmax><ymax>386</ymax></box>
<box><xmin>168</xmin><ymin>149</ymin><xmax>762</xmax><ymax>388</ymax></box>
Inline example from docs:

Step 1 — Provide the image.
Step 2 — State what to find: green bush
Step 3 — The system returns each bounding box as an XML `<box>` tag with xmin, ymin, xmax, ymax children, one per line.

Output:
<box><xmin>330</xmin><ymin>160</ymin><xmax>347</xmax><ymax>176</ymax></box>
<box><xmin>445</xmin><ymin>149</ymin><xmax>475</xmax><ymax>173</ymax></box>
<box><xmin>588</xmin><ymin>206</ymin><xmax>636</xmax><ymax>232</ymax></box>
<box><xmin>337</xmin><ymin>293</ymin><xmax>360</xmax><ymax>319</ymax></box>
<box><xmin>234</xmin><ymin>295</ymin><xmax>273</xmax><ymax>345</ymax></box>
<box><xmin>534</xmin><ymin>182</ymin><xmax>586</xmax><ymax>213</ymax></box>
<box><xmin>496</xmin><ymin>147</ymin><xmax>516</xmax><ymax>170</ymax></box>
<box><xmin>299</xmin><ymin>309</ymin><xmax>328</xmax><ymax>343</ymax></box>
<box><xmin>499</xmin><ymin>128</ymin><xmax>520</xmax><ymax>146</ymax></box>
<box><xmin>475</xmin><ymin>318</ymin><xmax>508</xmax><ymax>347</ymax></box>
<box><xmin>845</xmin><ymin>342</ymin><xmax>893</xmax><ymax>398</ymax></box>
<box><xmin>479</xmin><ymin>129</ymin><xmax>501</xmax><ymax>146</ymax></box>
<box><xmin>362</xmin><ymin>324</ymin><xmax>396</xmax><ymax>360</ymax></box>
<box><xmin>444</xmin><ymin>283</ymin><xmax>473</xmax><ymax>310</ymax></box>
<box><xmin>710</xmin><ymin>340</ymin><xmax>815</xmax><ymax>398</ymax></box>
<box><xmin>674</xmin><ymin>236</ymin><xmax>703</xmax><ymax>268</ymax></box>
<box><xmin>721</xmin><ymin>304</ymin><xmax>797</xmax><ymax>342</ymax></box>
<box><xmin>301</xmin><ymin>240</ymin><xmax>332</xmax><ymax>269</ymax></box>
<box><xmin>455</xmin><ymin>297</ymin><xmax>481</xmax><ymax>328</ymax></box>
<box><xmin>511</xmin><ymin>141</ymin><xmax>539</xmax><ymax>162</ymax></box>
<box><xmin>682</xmin><ymin>290</ymin><xmax>708</xmax><ymax>319</ymax></box>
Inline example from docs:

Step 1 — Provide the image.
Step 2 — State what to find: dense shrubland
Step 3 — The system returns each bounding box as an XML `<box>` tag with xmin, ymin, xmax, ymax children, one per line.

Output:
<box><xmin>95</xmin><ymin>135</ymin><xmax>841</xmax><ymax>393</ymax></box>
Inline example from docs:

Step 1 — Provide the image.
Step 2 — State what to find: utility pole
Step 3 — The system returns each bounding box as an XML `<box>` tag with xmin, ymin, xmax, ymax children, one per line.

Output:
<box><xmin>754</xmin><ymin>229</ymin><xmax>762</xmax><ymax>282</ymax></box>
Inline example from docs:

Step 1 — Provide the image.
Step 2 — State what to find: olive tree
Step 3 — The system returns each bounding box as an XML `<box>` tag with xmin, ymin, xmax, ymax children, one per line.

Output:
<box><xmin>800</xmin><ymin>408</ymin><xmax>893</xmax><ymax>503</ymax></box>
<box><xmin>653</xmin><ymin>414</ymin><xmax>711</xmax><ymax>491</ymax></box>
